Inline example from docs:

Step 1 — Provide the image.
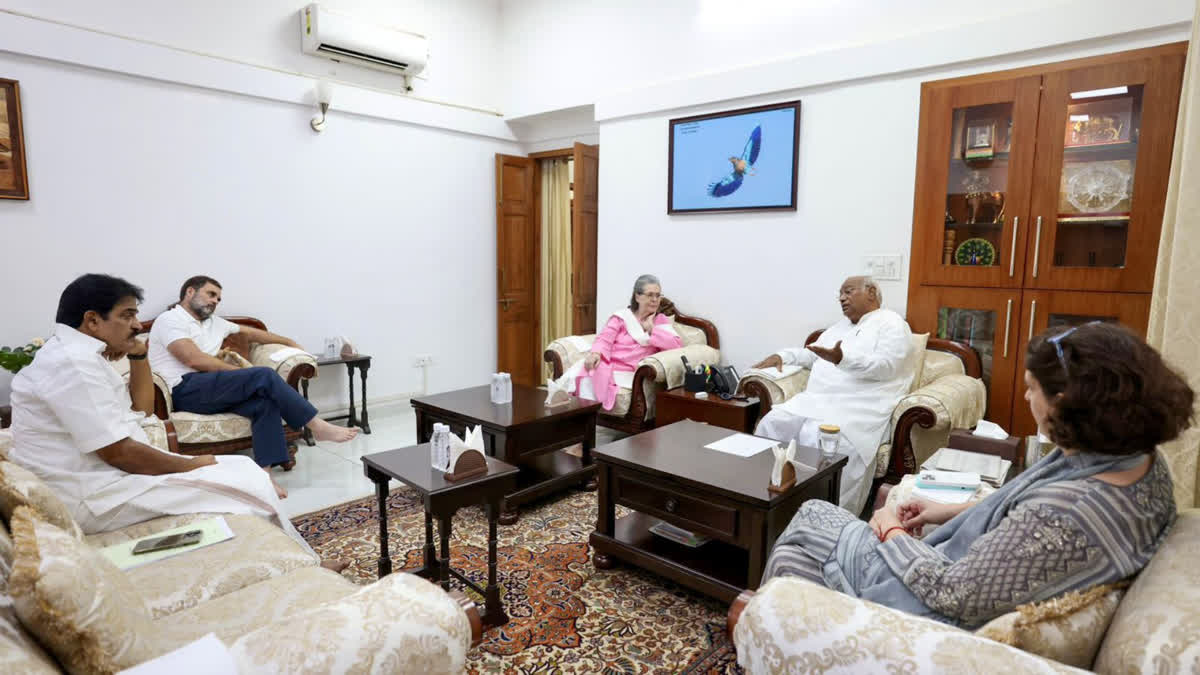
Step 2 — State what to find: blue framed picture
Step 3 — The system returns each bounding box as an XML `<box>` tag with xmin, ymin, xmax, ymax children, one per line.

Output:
<box><xmin>668</xmin><ymin>100</ymin><xmax>800</xmax><ymax>214</ymax></box>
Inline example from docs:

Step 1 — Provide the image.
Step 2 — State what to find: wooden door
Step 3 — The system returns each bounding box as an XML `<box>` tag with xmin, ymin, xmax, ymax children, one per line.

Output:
<box><xmin>1007</xmin><ymin>290</ymin><xmax>1152</xmax><ymax>437</ymax></box>
<box><xmin>572</xmin><ymin>142</ymin><xmax>599</xmax><ymax>334</ymax></box>
<box><xmin>1025</xmin><ymin>45</ymin><xmax>1186</xmax><ymax>292</ymax></box>
<box><xmin>908</xmin><ymin>286</ymin><xmax>1024</xmax><ymax>430</ymax></box>
<box><xmin>495</xmin><ymin>154</ymin><xmax>541</xmax><ymax>387</ymax></box>
<box><xmin>910</xmin><ymin>76</ymin><xmax>1041</xmax><ymax>289</ymax></box>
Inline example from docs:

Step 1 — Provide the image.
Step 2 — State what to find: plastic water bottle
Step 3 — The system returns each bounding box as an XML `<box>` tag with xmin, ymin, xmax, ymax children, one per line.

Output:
<box><xmin>501</xmin><ymin>373</ymin><xmax>512</xmax><ymax>403</ymax></box>
<box><xmin>490</xmin><ymin>373</ymin><xmax>503</xmax><ymax>403</ymax></box>
<box><xmin>431</xmin><ymin>423</ymin><xmax>447</xmax><ymax>470</ymax></box>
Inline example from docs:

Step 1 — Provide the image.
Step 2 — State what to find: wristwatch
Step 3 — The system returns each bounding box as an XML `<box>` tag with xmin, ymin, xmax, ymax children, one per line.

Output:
<box><xmin>127</xmin><ymin>353</ymin><xmax>147</xmax><ymax>360</ymax></box>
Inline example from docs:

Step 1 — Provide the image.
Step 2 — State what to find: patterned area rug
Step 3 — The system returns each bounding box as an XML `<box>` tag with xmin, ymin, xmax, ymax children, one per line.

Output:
<box><xmin>293</xmin><ymin>486</ymin><xmax>743</xmax><ymax>673</ymax></box>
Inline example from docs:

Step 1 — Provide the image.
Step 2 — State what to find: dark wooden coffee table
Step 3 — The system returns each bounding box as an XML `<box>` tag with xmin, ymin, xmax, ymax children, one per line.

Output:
<box><xmin>656</xmin><ymin>388</ymin><xmax>760</xmax><ymax>433</ymax></box>
<box><xmin>590</xmin><ymin>420</ymin><xmax>846</xmax><ymax>603</ymax></box>
<box><xmin>411</xmin><ymin>384</ymin><xmax>602</xmax><ymax>524</ymax></box>
<box><xmin>362</xmin><ymin>445</ymin><xmax>519</xmax><ymax>628</ymax></box>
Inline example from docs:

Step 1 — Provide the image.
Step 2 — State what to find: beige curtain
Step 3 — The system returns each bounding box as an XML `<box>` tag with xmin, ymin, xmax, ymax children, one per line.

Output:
<box><xmin>1148</xmin><ymin>2</ymin><xmax>1200</xmax><ymax>510</ymax></box>
<box><xmin>540</xmin><ymin>158</ymin><xmax>573</xmax><ymax>380</ymax></box>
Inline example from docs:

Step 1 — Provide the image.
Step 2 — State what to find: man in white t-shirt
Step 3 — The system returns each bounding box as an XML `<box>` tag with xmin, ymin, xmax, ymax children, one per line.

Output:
<box><xmin>148</xmin><ymin>276</ymin><xmax>357</xmax><ymax>474</ymax></box>
<box><xmin>9</xmin><ymin>274</ymin><xmax>346</xmax><ymax>570</ymax></box>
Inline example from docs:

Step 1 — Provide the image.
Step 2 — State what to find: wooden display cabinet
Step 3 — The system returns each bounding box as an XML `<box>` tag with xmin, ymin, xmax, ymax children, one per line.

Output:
<box><xmin>907</xmin><ymin>43</ymin><xmax>1185</xmax><ymax>431</ymax></box>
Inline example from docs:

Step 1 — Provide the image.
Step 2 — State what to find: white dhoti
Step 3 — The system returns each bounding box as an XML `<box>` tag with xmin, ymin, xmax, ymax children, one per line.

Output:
<box><xmin>76</xmin><ymin>455</ymin><xmax>316</xmax><ymax>558</ymax></box>
<box><xmin>756</xmin><ymin>408</ymin><xmax>876</xmax><ymax>516</ymax></box>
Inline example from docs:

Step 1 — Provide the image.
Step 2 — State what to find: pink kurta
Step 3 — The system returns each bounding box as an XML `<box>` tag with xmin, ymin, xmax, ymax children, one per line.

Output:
<box><xmin>576</xmin><ymin>313</ymin><xmax>682</xmax><ymax>410</ymax></box>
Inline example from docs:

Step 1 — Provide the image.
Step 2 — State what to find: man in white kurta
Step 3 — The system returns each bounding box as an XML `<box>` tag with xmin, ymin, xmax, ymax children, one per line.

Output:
<box><xmin>9</xmin><ymin>275</ymin><xmax>316</xmax><ymax>557</ymax></box>
<box><xmin>752</xmin><ymin>276</ymin><xmax>916</xmax><ymax>516</ymax></box>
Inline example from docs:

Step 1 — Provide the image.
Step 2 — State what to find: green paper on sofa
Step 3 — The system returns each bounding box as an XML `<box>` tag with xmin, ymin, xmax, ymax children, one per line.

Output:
<box><xmin>100</xmin><ymin>516</ymin><xmax>235</xmax><ymax>570</ymax></box>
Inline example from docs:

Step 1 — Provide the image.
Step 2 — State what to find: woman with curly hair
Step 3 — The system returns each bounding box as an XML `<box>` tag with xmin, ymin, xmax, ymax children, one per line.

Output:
<box><xmin>762</xmin><ymin>321</ymin><xmax>1193</xmax><ymax>629</ymax></box>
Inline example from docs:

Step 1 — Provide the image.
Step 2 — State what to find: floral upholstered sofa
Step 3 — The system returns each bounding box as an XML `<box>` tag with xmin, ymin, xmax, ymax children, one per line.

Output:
<box><xmin>728</xmin><ymin>448</ymin><xmax>1200</xmax><ymax>674</ymax></box>
<box><xmin>543</xmin><ymin>298</ymin><xmax>721</xmax><ymax>434</ymax></box>
<box><xmin>0</xmin><ymin>425</ymin><xmax>480</xmax><ymax>674</ymax></box>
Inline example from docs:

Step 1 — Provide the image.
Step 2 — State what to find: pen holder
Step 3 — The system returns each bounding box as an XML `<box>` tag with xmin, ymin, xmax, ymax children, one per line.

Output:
<box><xmin>684</xmin><ymin>370</ymin><xmax>708</xmax><ymax>393</ymax></box>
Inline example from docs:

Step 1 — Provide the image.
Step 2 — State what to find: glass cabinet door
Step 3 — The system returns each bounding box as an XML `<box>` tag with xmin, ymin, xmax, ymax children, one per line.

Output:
<box><xmin>1026</xmin><ymin>52</ymin><xmax>1186</xmax><ymax>292</ymax></box>
<box><xmin>1008</xmin><ymin>290</ymin><xmax>1151</xmax><ymax>437</ymax></box>
<box><xmin>914</xmin><ymin>77</ymin><xmax>1040</xmax><ymax>288</ymax></box>
<box><xmin>909</xmin><ymin>287</ymin><xmax>1023</xmax><ymax>430</ymax></box>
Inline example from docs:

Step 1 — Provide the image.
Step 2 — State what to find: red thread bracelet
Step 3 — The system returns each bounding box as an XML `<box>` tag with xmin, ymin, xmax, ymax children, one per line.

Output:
<box><xmin>879</xmin><ymin>526</ymin><xmax>907</xmax><ymax>542</ymax></box>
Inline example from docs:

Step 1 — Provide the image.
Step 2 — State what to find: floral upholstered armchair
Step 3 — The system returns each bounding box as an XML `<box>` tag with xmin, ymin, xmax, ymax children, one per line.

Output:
<box><xmin>737</xmin><ymin>329</ymin><xmax>986</xmax><ymax>493</ymax></box>
<box><xmin>120</xmin><ymin>316</ymin><xmax>318</xmax><ymax>470</ymax></box>
<box><xmin>543</xmin><ymin>298</ymin><xmax>721</xmax><ymax>434</ymax></box>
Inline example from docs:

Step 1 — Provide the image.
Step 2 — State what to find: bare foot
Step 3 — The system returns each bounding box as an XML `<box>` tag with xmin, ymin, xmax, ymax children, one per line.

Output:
<box><xmin>307</xmin><ymin>418</ymin><xmax>360</xmax><ymax>443</ymax></box>
<box><xmin>262</xmin><ymin>466</ymin><xmax>288</xmax><ymax>499</ymax></box>
<box><xmin>320</xmin><ymin>559</ymin><xmax>350</xmax><ymax>573</ymax></box>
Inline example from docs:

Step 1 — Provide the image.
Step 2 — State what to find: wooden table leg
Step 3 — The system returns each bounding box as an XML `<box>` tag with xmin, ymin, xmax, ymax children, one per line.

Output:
<box><xmin>345</xmin><ymin>363</ymin><xmax>359</xmax><ymax>429</ymax></box>
<box><xmin>580</xmin><ymin>413</ymin><xmax>598</xmax><ymax>491</ymax></box>
<box><xmin>374</xmin><ymin>475</ymin><xmax>392</xmax><ymax>578</ymax></box>
<box><xmin>358</xmin><ymin>360</ymin><xmax>371</xmax><ymax>434</ymax></box>
<box><xmin>593</xmin><ymin>463</ymin><xmax>616</xmax><ymax>570</ymax></box>
<box><xmin>423</xmin><ymin>509</ymin><xmax>437</xmax><ymax>577</ymax></box>
<box><xmin>415</xmin><ymin>409</ymin><xmax>430</xmax><ymax>443</ymax></box>
<box><xmin>481</xmin><ymin>499</ymin><xmax>509</xmax><ymax>627</ymax></box>
<box><xmin>437</xmin><ymin>512</ymin><xmax>452</xmax><ymax>591</ymax></box>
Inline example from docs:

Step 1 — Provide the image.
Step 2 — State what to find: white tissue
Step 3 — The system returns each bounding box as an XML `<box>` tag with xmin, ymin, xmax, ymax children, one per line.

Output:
<box><xmin>771</xmin><ymin>440</ymin><xmax>797</xmax><ymax>486</ymax></box>
<box><xmin>972</xmin><ymin>420</ymin><xmax>1009</xmax><ymax>439</ymax></box>
<box><xmin>544</xmin><ymin>377</ymin><xmax>572</xmax><ymax>407</ymax></box>
<box><xmin>447</xmin><ymin>425</ymin><xmax>485</xmax><ymax>470</ymax></box>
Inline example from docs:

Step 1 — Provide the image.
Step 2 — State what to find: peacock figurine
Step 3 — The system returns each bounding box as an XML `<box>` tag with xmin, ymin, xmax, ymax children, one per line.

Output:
<box><xmin>707</xmin><ymin>125</ymin><xmax>762</xmax><ymax>197</ymax></box>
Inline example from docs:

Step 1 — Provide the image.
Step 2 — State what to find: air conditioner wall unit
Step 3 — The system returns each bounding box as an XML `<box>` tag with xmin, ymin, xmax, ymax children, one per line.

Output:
<box><xmin>301</xmin><ymin>3</ymin><xmax>428</xmax><ymax>77</ymax></box>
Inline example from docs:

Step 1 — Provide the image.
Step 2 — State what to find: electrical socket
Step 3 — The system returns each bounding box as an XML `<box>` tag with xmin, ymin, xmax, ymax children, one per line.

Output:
<box><xmin>413</xmin><ymin>354</ymin><xmax>433</xmax><ymax>367</ymax></box>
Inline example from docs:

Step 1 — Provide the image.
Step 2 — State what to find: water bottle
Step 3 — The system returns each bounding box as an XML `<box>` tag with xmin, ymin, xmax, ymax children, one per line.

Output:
<box><xmin>431</xmin><ymin>423</ymin><xmax>447</xmax><ymax>470</ymax></box>
<box><xmin>501</xmin><ymin>373</ymin><xmax>512</xmax><ymax>403</ymax></box>
<box><xmin>490</xmin><ymin>373</ymin><xmax>503</xmax><ymax>403</ymax></box>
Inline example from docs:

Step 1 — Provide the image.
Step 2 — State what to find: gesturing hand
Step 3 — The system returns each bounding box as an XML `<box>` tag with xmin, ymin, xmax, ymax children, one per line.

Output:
<box><xmin>898</xmin><ymin>498</ymin><xmax>963</xmax><ymax>536</ymax></box>
<box><xmin>807</xmin><ymin>340</ymin><xmax>844</xmax><ymax>365</ymax></box>
<box><xmin>868</xmin><ymin>505</ymin><xmax>905</xmax><ymax>542</ymax></box>
<box><xmin>752</xmin><ymin>354</ymin><xmax>783</xmax><ymax>371</ymax></box>
<box><xmin>640</xmin><ymin>314</ymin><xmax>656</xmax><ymax>334</ymax></box>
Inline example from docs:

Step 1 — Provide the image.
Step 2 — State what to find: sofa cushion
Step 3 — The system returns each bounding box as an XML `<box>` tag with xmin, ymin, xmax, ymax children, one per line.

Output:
<box><xmin>0</xmin><ymin>524</ymin><xmax>60</xmax><ymax>675</ymax></box>
<box><xmin>156</xmin><ymin>566</ymin><xmax>353</xmax><ymax>645</ymax></box>
<box><xmin>1094</xmin><ymin>508</ymin><xmax>1200</xmax><ymax>673</ymax></box>
<box><xmin>0</xmin><ymin>461</ymin><xmax>84</xmax><ymax>540</ymax></box>
<box><xmin>908</xmin><ymin>333</ymin><xmax>929</xmax><ymax>393</ymax></box>
<box><xmin>168</xmin><ymin>412</ymin><xmax>255</xmax><ymax>443</ymax></box>
<box><xmin>85</xmin><ymin>513</ymin><xmax>320</xmax><ymax>619</ymax></box>
<box><xmin>920</xmin><ymin>349</ymin><xmax>967</xmax><ymax>387</ymax></box>
<box><xmin>976</xmin><ymin>582</ymin><xmax>1126</xmax><ymax>668</ymax></box>
<box><xmin>228</xmin><ymin>573</ymin><xmax>472</xmax><ymax>675</ymax></box>
<box><xmin>8</xmin><ymin>507</ymin><xmax>170</xmax><ymax>674</ymax></box>
<box><xmin>672</xmin><ymin>321</ymin><xmax>707</xmax><ymax>347</ymax></box>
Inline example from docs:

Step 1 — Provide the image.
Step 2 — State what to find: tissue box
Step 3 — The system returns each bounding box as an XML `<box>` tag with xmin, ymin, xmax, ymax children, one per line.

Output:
<box><xmin>949</xmin><ymin>429</ymin><xmax>1025</xmax><ymax>471</ymax></box>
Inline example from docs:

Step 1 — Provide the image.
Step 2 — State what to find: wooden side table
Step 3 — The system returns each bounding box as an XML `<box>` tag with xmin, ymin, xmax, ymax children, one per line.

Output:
<box><xmin>362</xmin><ymin>445</ymin><xmax>519</xmax><ymax>629</ymax></box>
<box><xmin>655</xmin><ymin>388</ymin><xmax>760</xmax><ymax>434</ymax></box>
<box><xmin>301</xmin><ymin>354</ymin><xmax>372</xmax><ymax>445</ymax></box>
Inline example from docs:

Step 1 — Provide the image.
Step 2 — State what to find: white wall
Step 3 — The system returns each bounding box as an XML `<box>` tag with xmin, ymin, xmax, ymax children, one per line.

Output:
<box><xmin>0</xmin><ymin>41</ymin><xmax>520</xmax><ymax>409</ymax></box>
<box><xmin>587</xmin><ymin>4</ymin><xmax>1192</xmax><ymax>372</ymax></box>
<box><xmin>1</xmin><ymin>0</ymin><xmax>503</xmax><ymax>112</ymax></box>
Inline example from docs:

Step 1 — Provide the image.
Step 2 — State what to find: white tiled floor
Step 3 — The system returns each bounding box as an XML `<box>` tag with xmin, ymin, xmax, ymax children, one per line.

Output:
<box><xmin>272</xmin><ymin>403</ymin><xmax>419</xmax><ymax>518</ymax></box>
<box><xmin>264</xmin><ymin>404</ymin><xmax>627</xmax><ymax>519</ymax></box>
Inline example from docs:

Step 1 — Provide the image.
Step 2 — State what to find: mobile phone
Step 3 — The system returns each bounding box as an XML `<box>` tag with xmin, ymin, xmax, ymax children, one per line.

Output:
<box><xmin>131</xmin><ymin>529</ymin><xmax>203</xmax><ymax>555</ymax></box>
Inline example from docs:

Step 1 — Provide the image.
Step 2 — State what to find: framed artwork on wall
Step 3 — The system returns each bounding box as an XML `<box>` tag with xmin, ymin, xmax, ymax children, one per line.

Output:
<box><xmin>668</xmin><ymin>100</ymin><xmax>800</xmax><ymax>214</ymax></box>
<box><xmin>0</xmin><ymin>79</ymin><xmax>29</xmax><ymax>200</ymax></box>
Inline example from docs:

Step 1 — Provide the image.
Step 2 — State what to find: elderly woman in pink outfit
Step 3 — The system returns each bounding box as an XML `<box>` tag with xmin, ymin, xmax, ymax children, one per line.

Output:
<box><xmin>572</xmin><ymin>274</ymin><xmax>683</xmax><ymax>411</ymax></box>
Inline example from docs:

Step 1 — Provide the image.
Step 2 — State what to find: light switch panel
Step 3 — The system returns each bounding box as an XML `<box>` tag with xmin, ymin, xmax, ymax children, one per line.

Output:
<box><xmin>863</xmin><ymin>254</ymin><xmax>903</xmax><ymax>281</ymax></box>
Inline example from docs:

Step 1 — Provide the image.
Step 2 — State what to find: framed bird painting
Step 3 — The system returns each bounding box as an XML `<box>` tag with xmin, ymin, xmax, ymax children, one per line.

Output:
<box><xmin>668</xmin><ymin>100</ymin><xmax>800</xmax><ymax>214</ymax></box>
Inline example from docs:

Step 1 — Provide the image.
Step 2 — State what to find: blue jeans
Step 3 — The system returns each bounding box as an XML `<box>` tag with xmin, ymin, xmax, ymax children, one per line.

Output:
<box><xmin>172</xmin><ymin>367</ymin><xmax>318</xmax><ymax>466</ymax></box>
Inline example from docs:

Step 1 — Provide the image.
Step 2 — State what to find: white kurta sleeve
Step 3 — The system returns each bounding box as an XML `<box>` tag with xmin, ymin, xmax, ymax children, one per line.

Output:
<box><xmin>838</xmin><ymin>315</ymin><xmax>911</xmax><ymax>382</ymax></box>
<box><xmin>40</xmin><ymin>356</ymin><xmax>135</xmax><ymax>453</ymax></box>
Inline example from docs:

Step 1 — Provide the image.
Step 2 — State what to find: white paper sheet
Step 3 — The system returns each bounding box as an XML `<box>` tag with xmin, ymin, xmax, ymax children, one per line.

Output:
<box><xmin>269</xmin><ymin>347</ymin><xmax>314</xmax><ymax>362</ymax></box>
<box><xmin>704</xmin><ymin>433</ymin><xmax>777</xmax><ymax>458</ymax></box>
